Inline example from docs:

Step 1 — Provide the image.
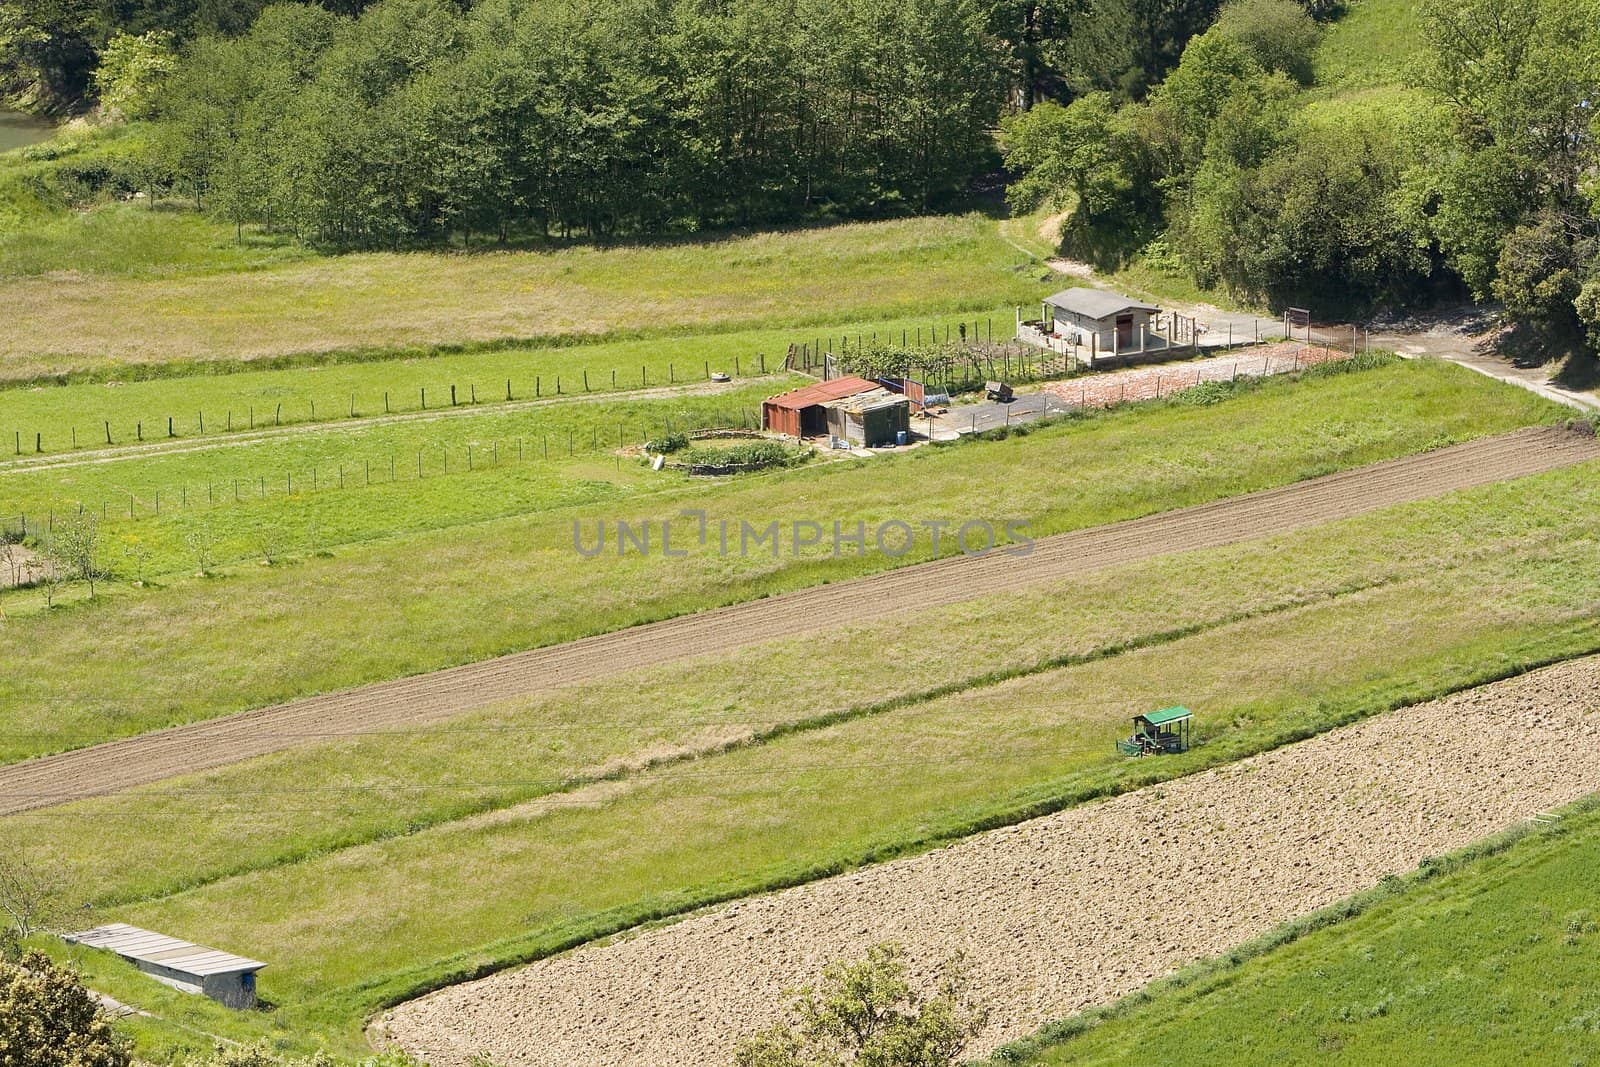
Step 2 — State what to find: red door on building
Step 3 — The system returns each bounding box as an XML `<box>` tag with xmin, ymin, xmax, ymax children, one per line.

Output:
<box><xmin>1115</xmin><ymin>314</ymin><xmax>1134</xmax><ymax>349</ymax></box>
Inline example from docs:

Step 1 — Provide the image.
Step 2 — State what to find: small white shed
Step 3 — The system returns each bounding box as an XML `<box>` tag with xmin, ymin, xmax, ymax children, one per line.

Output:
<box><xmin>1043</xmin><ymin>289</ymin><xmax>1161</xmax><ymax>353</ymax></box>
<box><xmin>66</xmin><ymin>923</ymin><xmax>266</xmax><ymax>1009</ymax></box>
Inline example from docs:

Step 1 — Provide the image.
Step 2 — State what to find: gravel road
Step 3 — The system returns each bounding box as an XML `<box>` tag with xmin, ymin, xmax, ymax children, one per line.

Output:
<box><xmin>380</xmin><ymin>656</ymin><xmax>1600</xmax><ymax>1067</ymax></box>
<box><xmin>2</xmin><ymin>426</ymin><xmax>1595</xmax><ymax>815</ymax></box>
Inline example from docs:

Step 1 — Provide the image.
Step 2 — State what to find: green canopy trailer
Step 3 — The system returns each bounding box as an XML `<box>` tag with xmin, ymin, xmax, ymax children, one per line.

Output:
<box><xmin>1116</xmin><ymin>706</ymin><xmax>1192</xmax><ymax>756</ymax></box>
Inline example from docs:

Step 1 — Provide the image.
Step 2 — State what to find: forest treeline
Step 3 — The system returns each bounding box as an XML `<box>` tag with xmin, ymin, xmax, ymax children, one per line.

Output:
<box><xmin>7</xmin><ymin>0</ymin><xmax>1599</xmax><ymax>357</ymax></box>
<box><xmin>158</xmin><ymin>0</ymin><xmax>1003</xmax><ymax>242</ymax></box>
<box><xmin>1003</xmin><ymin>0</ymin><xmax>1600</xmax><ymax>353</ymax></box>
<box><xmin>4</xmin><ymin>0</ymin><xmax>1241</xmax><ymax>244</ymax></box>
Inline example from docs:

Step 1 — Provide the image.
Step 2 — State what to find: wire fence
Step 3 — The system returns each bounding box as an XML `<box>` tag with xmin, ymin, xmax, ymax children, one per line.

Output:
<box><xmin>2</xmin><ymin>406</ymin><xmax>775</xmax><ymax>543</ymax></box>
<box><xmin>2</xmin><ymin>316</ymin><xmax>1024</xmax><ymax>460</ymax></box>
<box><xmin>1</xmin><ymin>334</ymin><xmax>1374</xmax><ymax>548</ymax></box>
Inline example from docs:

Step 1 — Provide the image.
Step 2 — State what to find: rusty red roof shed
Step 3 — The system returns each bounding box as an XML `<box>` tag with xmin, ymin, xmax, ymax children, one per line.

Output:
<box><xmin>765</xmin><ymin>376</ymin><xmax>879</xmax><ymax>410</ymax></box>
<box><xmin>762</xmin><ymin>376</ymin><xmax>880</xmax><ymax>437</ymax></box>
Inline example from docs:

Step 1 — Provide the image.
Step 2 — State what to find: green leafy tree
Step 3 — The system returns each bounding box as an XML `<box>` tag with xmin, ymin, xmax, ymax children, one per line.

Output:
<box><xmin>1214</xmin><ymin>0</ymin><xmax>1319</xmax><ymax>84</ymax></box>
<box><xmin>0</xmin><ymin>952</ymin><xmax>128</xmax><ymax>1067</ymax></box>
<box><xmin>1412</xmin><ymin>0</ymin><xmax>1600</xmax><ymax>351</ymax></box>
<box><xmin>983</xmin><ymin>0</ymin><xmax>1086</xmax><ymax>105</ymax></box>
<box><xmin>733</xmin><ymin>944</ymin><xmax>987</xmax><ymax>1067</ymax></box>
<box><xmin>92</xmin><ymin>28</ymin><xmax>176</xmax><ymax>118</ymax></box>
<box><xmin>144</xmin><ymin>0</ymin><xmax>1011</xmax><ymax>245</ymax></box>
<box><xmin>1143</xmin><ymin>26</ymin><xmax>1263</xmax><ymax>172</ymax></box>
<box><xmin>0</xmin><ymin>0</ymin><xmax>96</xmax><ymax>104</ymax></box>
<box><xmin>51</xmin><ymin>512</ymin><xmax>104</xmax><ymax>597</ymax></box>
<box><xmin>1051</xmin><ymin>0</ymin><xmax>1225</xmax><ymax>100</ymax></box>
<box><xmin>1002</xmin><ymin>92</ymin><xmax>1128</xmax><ymax>217</ymax></box>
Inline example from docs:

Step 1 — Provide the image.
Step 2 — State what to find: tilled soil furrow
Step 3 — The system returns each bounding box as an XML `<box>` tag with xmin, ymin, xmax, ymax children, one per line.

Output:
<box><xmin>3</xmin><ymin>426</ymin><xmax>1594</xmax><ymax>813</ymax></box>
<box><xmin>378</xmin><ymin>656</ymin><xmax>1600</xmax><ymax>1067</ymax></box>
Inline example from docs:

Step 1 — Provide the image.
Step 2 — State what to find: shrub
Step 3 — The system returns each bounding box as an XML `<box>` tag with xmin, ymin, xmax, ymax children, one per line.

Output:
<box><xmin>681</xmin><ymin>440</ymin><xmax>796</xmax><ymax>470</ymax></box>
<box><xmin>645</xmin><ymin>432</ymin><xmax>690</xmax><ymax>455</ymax></box>
<box><xmin>0</xmin><ymin>952</ymin><xmax>129</xmax><ymax>1067</ymax></box>
<box><xmin>733</xmin><ymin>943</ymin><xmax>986</xmax><ymax>1067</ymax></box>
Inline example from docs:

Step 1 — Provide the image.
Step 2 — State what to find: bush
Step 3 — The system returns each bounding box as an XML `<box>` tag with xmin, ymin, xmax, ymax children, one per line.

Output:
<box><xmin>681</xmin><ymin>440</ymin><xmax>796</xmax><ymax>470</ymax></box>
<box><xmin>645</xmin><ymin>432</ymin><xmax>690</xmax><ymax>455</ymax></box>
<box><xmin>1215</xmin><ymin>0</ymin><xmax>1321</xmax><ymax>84</ymax></box>
<box><xmin>734</xmin><ymin>943</ymin><xmax>985</xmax><ymax>1067</ymax></box>
<box><xmin>0</xmin><ymin>952</ymin><xmax>129</xmax><ymax>1067</ymax></box>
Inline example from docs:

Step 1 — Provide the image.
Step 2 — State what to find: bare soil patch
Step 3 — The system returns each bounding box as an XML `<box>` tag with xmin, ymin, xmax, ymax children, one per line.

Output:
<box><xmin>380</xmin><ymin>656</ymin><xmax>1600</xmax><ymax>1067</ymax></box>
<box><xmin>0</xmin><ymin>426</ymin><xmax>1594</xmax><ymax>814</ymax></box>
<box><xmin>1038</xmin><ymin>341</ymin><xmax>1343</xmax><ymax>408</ymax></box>
<box><xmin>0</xmin><ymin>543</ymin><xmax>47</xmax><ymax>589</ymax></box>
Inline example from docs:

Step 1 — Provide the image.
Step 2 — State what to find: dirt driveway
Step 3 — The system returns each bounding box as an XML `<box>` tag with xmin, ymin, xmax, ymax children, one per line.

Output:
<box><xmin>1</xmin><ymin>426</ymin><xmax>1594</xmax><ymax>816</ymax></box>
<box><xmin>380</xmin><ymin>656</ymin><xmax>1600</xmax><ymax>1067</ymax></box>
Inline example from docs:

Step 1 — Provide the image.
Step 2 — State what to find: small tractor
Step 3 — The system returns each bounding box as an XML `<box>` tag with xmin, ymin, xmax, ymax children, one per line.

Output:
<box><xmin>1116</xmin><ymin>706</ymin><xmax>1193</xmax><ymax>757</ymax></box>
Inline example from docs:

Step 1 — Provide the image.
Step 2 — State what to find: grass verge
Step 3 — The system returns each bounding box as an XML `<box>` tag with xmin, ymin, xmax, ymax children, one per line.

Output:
<box><xmin>996</xmin><ymin>795</ymin><xmax>1600</xmax><ymax>1066</ymax></box>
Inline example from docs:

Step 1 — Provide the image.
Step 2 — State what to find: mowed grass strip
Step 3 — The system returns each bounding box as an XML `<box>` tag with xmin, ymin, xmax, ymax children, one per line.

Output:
<box><xmin>70</xmin><ymin>519</ymin><xmax>1600</xmax><ymax>1055</ymax></box>
<box><xmin>0</xmin><ymin>358</ymin><xmax>1562</xmax><ymax>762</ymax></box>
<box><xmin>1005</xmin><ymin>799</ymin><xmax>1600</xmax><ymax>1066</ymax></box>
<box><xmin>16</xmin><ymin>461</ymin><xmax>1600</xmax><ymax>911</ymax></box>
<box><xmin>0</xmin><ymin>381</ymin><xmax>792</xmax><ymax>578</ymax></box>
<box><xmin>0</xmin><ymin>303</ymin><xmax>1027</xmax><ymax>443</ymax></box>
<box><xmin>0</xmin><ymin>214</ymin><xmax>1047</xmax><ymax>381</ymax></box>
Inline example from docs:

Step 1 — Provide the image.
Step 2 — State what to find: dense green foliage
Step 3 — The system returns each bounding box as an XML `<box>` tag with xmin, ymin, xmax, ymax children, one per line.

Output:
<box><xmin>0</xmin><ymin>0</ymin><xmax>354</xmax><ymax>107</ymax></box>
<box><xmin>149</xmin><ymin>0</ymin><xmax>1004</xmax><ymax>244</ymax></box>
<box><xmin>1004</xmin><ymin>0</ymin><xmax>1600</xmax><ymax>356</ymax></box>
<box><xmin>678</xmin><ymin>438</ymin><xmax>801</xmax><ymax>470</ymax></box>
<box><xmin>6</xmin><ymin>0</ymin><xmax>1248</xmax><ymax>249</ymax></box>
<box><xmin>1411</xmin><ymin>0</ymin><xmax>1600</xmax><ymax>356</ymax></box>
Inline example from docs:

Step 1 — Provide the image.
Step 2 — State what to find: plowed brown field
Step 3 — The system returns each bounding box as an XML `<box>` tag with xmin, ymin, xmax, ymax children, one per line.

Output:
<box><xmin>378</xmin><ymin>656</ymin><xmax>1600</xmax><ymax>1067</ymax></box>
<box><xmin>2</xmin><ymin>425</ymin><xmax>1595</xmax><ymax>815</ymax></box>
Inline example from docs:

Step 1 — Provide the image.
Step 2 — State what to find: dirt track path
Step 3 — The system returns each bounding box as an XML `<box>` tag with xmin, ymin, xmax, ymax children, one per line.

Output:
<box><xmin>2</xmin><ymin>426</ymin><xmax>1595</xmax><ymax>815</ymax></box>
<box><xmin>379</xmin><ymin>656</ymin><xmax>1600</xmax><ymax>1067</ymax></box>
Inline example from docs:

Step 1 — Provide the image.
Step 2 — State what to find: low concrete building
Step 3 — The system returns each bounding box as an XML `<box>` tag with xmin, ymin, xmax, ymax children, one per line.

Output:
<box><xmin>824</xmin><ymin>387</ymin><xmax>910</xmax><ymax>447</ymax></box>
<box><xmin>66</xmin><ymin>923</ymin><xmax>265</xmax><ymax>1009</ymax></box>
<box><xmin>1043</xmin><ymin>289</ymin><xmax>1161</xmax><ymax>353</ymax></box>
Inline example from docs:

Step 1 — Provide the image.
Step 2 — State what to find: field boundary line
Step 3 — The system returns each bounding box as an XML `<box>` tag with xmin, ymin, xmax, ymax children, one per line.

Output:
<box><xmin>0</xmin><ymin>376</ymin><xmax>777</xmax><ymax>475</ymax></box>
<box><xmin>0</xmin><ymin>425</ymin><xmax>1595</xmax><ymax>814</ymax></box>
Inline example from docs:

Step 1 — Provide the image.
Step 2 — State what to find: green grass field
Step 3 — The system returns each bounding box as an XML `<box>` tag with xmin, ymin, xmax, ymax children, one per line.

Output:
<box><xmin>0</xmin><ymin>212</ymin><xmax>1050</xmax><ymax>383</ymax></box>
<box><xmin>1006</xmin><ymin>796</ymin><xmax>1600</xmax><ymax>1066</ymax></box>
<box><xmin>0</xmin><ymin>379</ymin><xmax>797</xmax><ymax>582</ymax></box>
<box><xmin>0</xmin><ymin>303</ymin><xmax>1025</xmax><ymax>445</ymax></box>
<box><xmin>24</xmin><ymin>453</ymin><xmax>1600</xmax><ymax>1060</ymax></box>
<box><xmin>0</xmin><ymin>358</ymin><xmax>1560</xmax><ymax>763</ymax></box>
<box><xmin>1310</xmin><ymin>0</ymin><xmax>1421</xmax><ymax>97</ymax></box>
<box><xmin>6</xmin><ymin>8</ymin><xmax>1586</xmax><ymax>1052</ymax></box>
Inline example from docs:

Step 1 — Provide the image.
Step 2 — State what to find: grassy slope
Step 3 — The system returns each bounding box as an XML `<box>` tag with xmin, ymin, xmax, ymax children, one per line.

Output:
<box><xmin>0</xmin><ymin>122</ymin><xmax>312</xmax><ymax>278</ymax></box>
<box><xmin>0</xmin><ymin>303</ymin><xmax>1021</xmax><ymax>446</ymax></box>
<box><xmin>1009</xmin><ymin>797</ymin><xmax>1600</xmax><ymax>1066</ymax></box>
<box><xmin>26</xmin><ymin>457</ymin><xmax>1600</xmax><ymax>1059</ymax></box>
<box><xmin>1309</xmin><ymin>0</ymin><xmax>1422</xmax><ymax>97</ymax></box>
<box><xmin>0</xmin><ymin>380</ymin><xmax>797</xmax><ymax>580</ymax></box>
<box><xmin>0</xmin><ymin>212</ymin><xmax>1050</xmax><ymax>382</ymax></box>
<box><xmin>0</xmin><ymin>359</ymin><xmax>1560</xmax><ymax>763</ymax></box>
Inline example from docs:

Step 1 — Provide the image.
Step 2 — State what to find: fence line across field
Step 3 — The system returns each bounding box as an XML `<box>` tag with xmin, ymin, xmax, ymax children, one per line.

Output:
<box><xmin>2</xmin><ymin>405</ymin><xmax>777</xmax><ymax>542</ymax></box>
<box><xmin>2</xmin><ymin>339</ymin><xmax>1364</xmax><ymax>547</ymax></box>
<box><xmin>1</xmin><ymin>316</ymin><xmax>1021</xmax><ymax>461</ymax></box>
